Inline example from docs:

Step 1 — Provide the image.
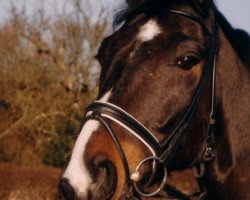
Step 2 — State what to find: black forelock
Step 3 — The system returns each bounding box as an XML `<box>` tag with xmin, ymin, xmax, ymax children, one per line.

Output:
<box><xmin>113</xmin><ymin>0</ymin><xmax>174</xmax><ymax>27</ymax></box>
<box><xmin>113</xmin><ymin>0</ymin><xmax>218</xmax><ymax>28</ymax></box>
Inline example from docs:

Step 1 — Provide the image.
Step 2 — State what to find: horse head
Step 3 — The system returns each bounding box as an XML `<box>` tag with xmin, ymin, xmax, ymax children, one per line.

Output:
<box><xmin>59</xmin><ymin>0</ymin><xmax>250</xmax><ymax>199</ymax></box>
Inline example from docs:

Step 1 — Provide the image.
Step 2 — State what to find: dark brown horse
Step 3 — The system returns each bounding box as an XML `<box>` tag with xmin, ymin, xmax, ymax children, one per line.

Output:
<box><xmin>59</xmin><ymin>0</ymin><xmax>250</xmax><ymax>199</ymax></box>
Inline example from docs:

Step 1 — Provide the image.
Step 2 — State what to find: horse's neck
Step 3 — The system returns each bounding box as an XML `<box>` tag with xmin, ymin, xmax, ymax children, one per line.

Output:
<box><xmin>217</xmin><ymin>29</ymin><xmax>250</xmax><ymax>160</ymax></box>
<box><xmin>204</xmin><ymin>29</ymin><xmax>250</xmax><ymax>199</ymax></box>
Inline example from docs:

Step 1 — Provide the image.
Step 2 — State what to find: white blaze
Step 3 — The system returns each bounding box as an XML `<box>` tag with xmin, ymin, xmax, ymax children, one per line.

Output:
<box><xmin>100</xmin><ymin>90</ymin><xmax>112</xmax><ymax>102</ymax></box>
<box><xmin>63</xmin><ymin>90</ymin><xmax>112</xmax><ymax>196</ymax></box>
<box><xmin>137</xmin><ymin>19</ymin><xmax>161</xmax><ymax>42</ymax></box>
<box><xmin>63</xmin><ymin>120</ymin><xmax>99</xmax><ymax>195</ymax></box>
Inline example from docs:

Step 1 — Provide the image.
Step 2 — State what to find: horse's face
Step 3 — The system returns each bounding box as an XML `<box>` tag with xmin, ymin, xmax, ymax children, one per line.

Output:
<box><xmin>60</xmin><ymin>1</ymin><xmax>213</xmax><ymax>199</ymax></box>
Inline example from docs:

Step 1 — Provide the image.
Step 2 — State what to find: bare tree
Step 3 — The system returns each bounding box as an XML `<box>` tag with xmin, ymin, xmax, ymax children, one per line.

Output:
<box><xmin>0</xmin><ymin>0</ymin><xmax>110</xmax><ymax>167</ymax></box>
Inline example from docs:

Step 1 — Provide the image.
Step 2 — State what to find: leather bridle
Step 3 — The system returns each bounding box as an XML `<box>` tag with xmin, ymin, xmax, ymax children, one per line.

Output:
<box><xmin>83</xmin><ymin>10</ymin><xmax>219</xmax><ymax>200</ymax></box>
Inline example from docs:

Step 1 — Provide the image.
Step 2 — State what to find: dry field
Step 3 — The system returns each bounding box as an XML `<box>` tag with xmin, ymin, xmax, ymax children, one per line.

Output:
<box><xmin>0</xmin><ymin>163</ymin><xmax>61</xmax><ymax>200</ymax></box>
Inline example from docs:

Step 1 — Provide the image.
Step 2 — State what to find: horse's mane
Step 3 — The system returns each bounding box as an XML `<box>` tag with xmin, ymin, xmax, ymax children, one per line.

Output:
<box><xmin>215</xmin><ymin>10</ymin><xmax>250</xmax><ymax>65</ymax></box>
<box><xmin>114</xmin><ymin>0</ymin><xmax>250</xmax><ymax>65</ymax></box>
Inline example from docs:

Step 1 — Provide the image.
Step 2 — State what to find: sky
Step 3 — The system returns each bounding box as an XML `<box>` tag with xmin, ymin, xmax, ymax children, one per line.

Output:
<box><xmin>0</xmin><ymin>0</ymin><xmax>249</xmax><ymax>33</ymax></box>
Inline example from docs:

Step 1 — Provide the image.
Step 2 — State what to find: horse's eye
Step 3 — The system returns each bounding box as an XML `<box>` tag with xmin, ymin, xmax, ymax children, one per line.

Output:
<box><xmin>177</xmin><ymin>56</ymin><xmax>199</xmax><ymax>69</ymax></box>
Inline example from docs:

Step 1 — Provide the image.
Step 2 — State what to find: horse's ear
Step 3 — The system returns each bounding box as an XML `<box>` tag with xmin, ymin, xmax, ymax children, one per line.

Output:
<box><xmin>193</xmin><ymin>0</ymin><xmax>214</xmax><ymax>15</ymax></box>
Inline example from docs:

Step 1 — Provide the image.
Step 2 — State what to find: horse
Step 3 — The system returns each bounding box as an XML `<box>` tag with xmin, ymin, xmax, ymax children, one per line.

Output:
<box><xmin>0</xmin><ymin>163</ymin><xmax>61</xmax><ymax>200</ymax></box>
<box><xmin>59</xmin><ymin>0</ymin><xmax>250</xmax><ymax>199</ymax></box>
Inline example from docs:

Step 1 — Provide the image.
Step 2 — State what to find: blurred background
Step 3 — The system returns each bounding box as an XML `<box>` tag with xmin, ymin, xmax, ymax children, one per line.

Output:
<box><xmin>0</xmin><ymin>0</ymin><xmax>249</xmax><ymax>199</ymax></box>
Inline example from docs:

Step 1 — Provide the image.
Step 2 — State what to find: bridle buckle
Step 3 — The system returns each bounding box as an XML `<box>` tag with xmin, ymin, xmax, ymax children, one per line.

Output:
<box><xmin>203</xmin><ymin>147</ymin><xmax>215</xmax><ymax>162</ymax></box>
<box><xmin>209</xmin><ymin>117</ymin><xmax>215</xmax><ymax>125</ymax></box>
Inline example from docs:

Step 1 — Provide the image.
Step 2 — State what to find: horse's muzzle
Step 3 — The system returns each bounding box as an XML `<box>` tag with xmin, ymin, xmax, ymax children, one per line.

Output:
<box><xmin>59</xmin><ymin>156</ymin><xmax>117</xmax><ymax>200</ymax></box>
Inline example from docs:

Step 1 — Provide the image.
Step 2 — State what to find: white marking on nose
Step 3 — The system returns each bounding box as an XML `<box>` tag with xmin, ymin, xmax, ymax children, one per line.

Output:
<box><xmin>63</xmin><ymin>90</ymin><xmax>112</xmax><ymax>196</ymax></box>
<box><xmin>137</xmin><ymin>19</ymin><xmax>161</xmax><ymax>42</ymax></box>
<box><xmin>100</xmin><ymin>90</ymin><xmax>112</xmax><ymax>102</ymax></box>
<box><xmin>63</xmin><ymin>120</ymin><xmax>99</xmax><ymax>196</ymax></box>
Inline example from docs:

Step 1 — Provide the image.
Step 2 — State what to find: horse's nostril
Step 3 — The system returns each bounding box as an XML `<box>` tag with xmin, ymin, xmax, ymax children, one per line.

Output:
<box><xmin>59</xmin><ymin>178</ymin><xmax>79</xmax><ymax>200</ymax></box>
<box><xmin>90</xmin><ymin>157</ymin><xmax>117</xmax><ymax>199</ymax></box>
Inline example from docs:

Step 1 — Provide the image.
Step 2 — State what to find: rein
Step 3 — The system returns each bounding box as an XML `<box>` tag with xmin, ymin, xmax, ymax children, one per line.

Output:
<box><xmin>84</xmin><ymin>10</ymin><xmax>219</xmax><ymax>200</ymax></box>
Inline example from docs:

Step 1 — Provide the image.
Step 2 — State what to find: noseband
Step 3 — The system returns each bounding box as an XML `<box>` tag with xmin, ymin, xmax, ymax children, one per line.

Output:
<box><xmin>84</xmin><ymin>10</ymin><xmax>219</xmax><ymax>200</ymax></box>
